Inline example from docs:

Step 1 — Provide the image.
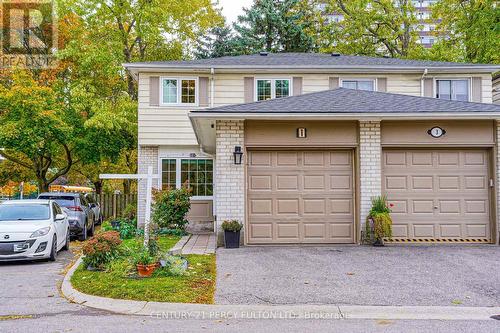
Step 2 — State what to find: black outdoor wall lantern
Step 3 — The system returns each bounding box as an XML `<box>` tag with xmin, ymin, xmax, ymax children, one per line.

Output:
<box><xmin>233</xmin><ymin>146</ymin><xmax>243</xmax><ymax>165</ymax></box>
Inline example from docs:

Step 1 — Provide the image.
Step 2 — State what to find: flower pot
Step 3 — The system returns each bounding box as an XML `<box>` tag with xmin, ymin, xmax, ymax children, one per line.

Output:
<box><xmin>224</xmin><ymin>230</ymin><xmax>240</xmax><ymax>248</ymax></box>
<box><xmin>136</xmin><ymin>263</ymin><xmax>158</xmax><ymax>277</ymax></box>
<box><xmin>373</xmin><ymin>239</ymin><xmax>385</xmax><ymax>247</ymax></box>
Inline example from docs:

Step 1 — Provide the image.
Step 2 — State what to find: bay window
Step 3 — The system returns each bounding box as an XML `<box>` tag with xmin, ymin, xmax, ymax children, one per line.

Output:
<box><xmin>161</xmin><ymin>158</ymin><xmax>213</xmax><ymax>198</ymax></box>
<box><xmin>436</xmin><ymin>79</ymin><xmax>469</xmax><ymax>101</ymax></box>
<box><xmin>256</xmin><ymin>79</ymin><xmax>290</xmax><ymax>101</ymax></box>
<box><xmin>161</xmin><ymin>77</ymin><xmax>197</xmax><ymax>105</ymax></box>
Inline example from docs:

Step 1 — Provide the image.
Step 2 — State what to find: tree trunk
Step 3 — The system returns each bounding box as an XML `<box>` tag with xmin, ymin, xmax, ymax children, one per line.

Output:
<box><xmin>123</xmin><ymin>179</ymin><xmax>131</xmax><ymax>194</ymax></box>
<box><xmin>93</xmin><ymin>180</ymin><xmax>103</xmax><ymax>195</ymax></box>
<box><xmin>37</xmin><ymin>178</ymin><xmax>50</xmax><ymax>193</ymax></box>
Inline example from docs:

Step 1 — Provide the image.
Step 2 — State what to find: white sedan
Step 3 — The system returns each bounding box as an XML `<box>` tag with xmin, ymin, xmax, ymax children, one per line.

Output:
<box><xmin>0</xmin><ymin>200</ymin><xmax>70</xmax><ymax>261</ymax></box>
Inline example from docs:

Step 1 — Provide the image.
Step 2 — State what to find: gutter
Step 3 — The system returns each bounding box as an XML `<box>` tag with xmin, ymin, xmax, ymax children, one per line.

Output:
<box><xmin>189</xmin><ymin>112</ymin><xmax>500</xmax><ymax>120</ymax></box>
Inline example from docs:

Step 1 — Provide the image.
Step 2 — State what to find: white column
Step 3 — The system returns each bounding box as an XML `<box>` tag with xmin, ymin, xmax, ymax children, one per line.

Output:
<box><xmin>359</xmin><ymin>121</ymin><xmax>382</xmax><ymax>237</ymax></box>
<box><xmin>215</xmin><ymin>120</ymin><xmax>245</xmax><ymax>244</ymax></box>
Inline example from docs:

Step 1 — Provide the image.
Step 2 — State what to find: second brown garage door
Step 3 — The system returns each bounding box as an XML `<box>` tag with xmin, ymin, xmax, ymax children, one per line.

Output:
<box><xmin>247</xmin><ymin>150</ymin><xmax>355</xmax><ymax>244</ymax></box>
<box><xmin>383</xmin><ymin>149</ymin><xmax>491</xmax><ymax>241</ymax></box>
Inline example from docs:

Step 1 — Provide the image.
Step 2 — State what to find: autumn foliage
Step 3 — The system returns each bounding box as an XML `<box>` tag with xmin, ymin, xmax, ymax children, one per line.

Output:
<box><xmin>82</xmin><ymin>231</ymin><xmax>122</xmax><ymax>269</ymax></box>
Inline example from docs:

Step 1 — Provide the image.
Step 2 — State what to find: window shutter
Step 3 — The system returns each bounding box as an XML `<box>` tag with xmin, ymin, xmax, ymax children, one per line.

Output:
<box><xmin>244</xmin><ymin>77</ymin><xmax>254</xmax><ymax>103</ymax></box>
<box><xmin>377</xmin><ymin>78</ymin><xmax>387</xmax><ymax>92</ymax></box>
<box><xmin>471</xmin><ymin>77</ymin><xmax>482</xmax><ymax>102</ymax></box>
<box><xmin>199</xmin><ymin>77</ymin><xmax>209</xmax><ymax>107</ymax></box>
<box><xmin>423</xmin><ymin>78</ymin><xmax>433</xmax><ymax>97</ymax></box>
<box><xmin>329</xmin><ymin>77</ymin><xmax>339</xmax><ymax>89</ymax></box>
<box><xmin>293</xmin><ymin>77</ymin><xmax>303</xmax><ymax>96</ymax></box>
<box><xmin>150</xmin><ymin>76</ymin><xmax>160</xmax><ymax>106</ymax></box>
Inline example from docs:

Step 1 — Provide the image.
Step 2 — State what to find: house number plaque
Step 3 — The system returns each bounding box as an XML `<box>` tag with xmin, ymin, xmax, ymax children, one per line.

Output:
<box><xmin>427</xmin><ymin>126</ymin><xmax>446</xmax><ymax>138</ymax></box>
<box><xmin>297</xmin><ymin>127</ymin><xmax>307</xmax><ymax>138</ymax></box>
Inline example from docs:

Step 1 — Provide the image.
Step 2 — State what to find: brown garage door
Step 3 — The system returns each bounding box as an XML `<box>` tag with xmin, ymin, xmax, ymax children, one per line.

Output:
<box><xmin>247</xmin><ymin>150</ymin><xmax>355</xmax><ymax>244</ymax></box>
<box><xmin>383</xmin><ymin>149</ymin><xmax>491</xmax><ymax>241</ymax></box>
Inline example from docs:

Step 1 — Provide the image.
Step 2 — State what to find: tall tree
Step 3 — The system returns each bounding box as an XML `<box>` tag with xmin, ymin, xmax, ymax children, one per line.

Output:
<box><xmin>233</xmin><ymin>0</ymin><xmax>323</xmax><ymax>53</ymax></box>
<box><xmin>429</xmin><ymin>0</ymin><xmax>499</xmax><ymax>64</ymax></box>
<box><xmin>321</xmin><ymin>0</ymin><xmax>422</xmax><ymax>58</ymax></box>
<box><xmin>60</xmin><ymin>0</ymin><xmax>223</xmax><ymax>99</ymax></box>
<box><xmin>195</xmin><ymin>25</ymin><xmax>236</xmax><ymax>59</ymax></box>
<box><xmin>0</xmin><ymin>71</ymin><xmax>74</xmax><ymax>191</ymax></box>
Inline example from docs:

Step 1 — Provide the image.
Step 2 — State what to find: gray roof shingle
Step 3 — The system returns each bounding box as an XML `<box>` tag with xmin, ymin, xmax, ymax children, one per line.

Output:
<box><xmin>125</xmin><ymin>52</ymin><xmax>498</xmax><ymax>69</ymax></box>
<box><xmin>197</xmin><ymin>88</ymin><xmax>500</xmax><ymax>114</ymax></box>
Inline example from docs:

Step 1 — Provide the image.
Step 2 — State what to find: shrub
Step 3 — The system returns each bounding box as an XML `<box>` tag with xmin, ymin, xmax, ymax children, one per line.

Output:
<box><xmin>221</xmin><ymin>220</ymin><xmax>243</xmax><ymax>232</ymax></box>
<box><xmin>101</xmin><ymin>218</ymin><xmax>137</xmax><ymax>239</ymax></box>
<box><xmin>82</xmin><ymin>231</ymin><xmax>122</xmax><ymax>270</ymax></box>
<box><xmin>370</xmin><ymin>212</ymin><xmax>393</xmax><ymax>241</ymax></box>
<box><xmin>152</xmin><ymin>187</ymin><xmax>192</xmax><ymax>230</ymax></box>
<box><xmin>122</xmin><ymin>203</ymin><xmax>137</xmax><ymax>220</ymax></box>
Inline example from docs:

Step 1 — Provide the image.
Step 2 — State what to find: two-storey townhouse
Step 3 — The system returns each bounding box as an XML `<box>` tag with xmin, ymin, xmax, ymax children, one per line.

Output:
<box><xmin>124</xmin><ymin>52</ymin><xmax>500</xmax><ymax>245</ymax></box>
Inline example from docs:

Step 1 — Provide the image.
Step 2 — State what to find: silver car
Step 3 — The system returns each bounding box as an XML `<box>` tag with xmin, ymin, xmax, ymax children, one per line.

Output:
<box><xmin>38</xmin><ymin>193</ymin><xmax>95</xmax><ymax>241</ymax></box>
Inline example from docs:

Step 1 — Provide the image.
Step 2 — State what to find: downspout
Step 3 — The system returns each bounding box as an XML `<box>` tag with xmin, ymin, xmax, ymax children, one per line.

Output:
<box><xmin>420</xmin><ymin>68</ymin><xmax>428</xmax><ymax>97</ymax></box>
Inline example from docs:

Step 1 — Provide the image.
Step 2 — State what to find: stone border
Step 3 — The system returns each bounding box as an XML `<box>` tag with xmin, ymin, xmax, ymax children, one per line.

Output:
<box><xmin>168</xmin><ymin>235</ymin><xmax>191</xmax><ymax>255</ymax></box>
<box><xmin>61</xmin><ymin>257</ymin><xmax>500</xmax><ymax>320</ymax></box>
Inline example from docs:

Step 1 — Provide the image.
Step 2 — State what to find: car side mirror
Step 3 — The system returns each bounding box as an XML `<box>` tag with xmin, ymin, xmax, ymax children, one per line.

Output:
<box><xmin>55</xmin><ymin>214</ymin><xmax>65</xmax><ymax>221</ymax></box>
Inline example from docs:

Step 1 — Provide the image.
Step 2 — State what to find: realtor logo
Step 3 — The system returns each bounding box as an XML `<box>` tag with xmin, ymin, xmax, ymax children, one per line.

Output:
<box><xmin>1</xmin><ymin>0</ymin><xmax>57</xmax><ymax>68</ymax></box>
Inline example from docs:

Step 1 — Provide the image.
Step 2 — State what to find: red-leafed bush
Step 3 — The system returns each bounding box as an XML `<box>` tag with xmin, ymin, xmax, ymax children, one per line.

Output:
<box><xmin>82</xmin><ymin>231</ymin><xmax>122</xmax><ymax>269</ymax></box>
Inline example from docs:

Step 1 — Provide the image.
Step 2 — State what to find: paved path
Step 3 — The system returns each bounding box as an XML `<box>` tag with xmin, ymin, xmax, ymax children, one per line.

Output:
<box><xmin>216</xmin><ymin>245</ymin><xmax>500</xmax><ymax>306</ymax></box>
<box><xmin>179</xmin><ymin>233</ymin><xmax>216</xmax><ymax>254</ymax></box>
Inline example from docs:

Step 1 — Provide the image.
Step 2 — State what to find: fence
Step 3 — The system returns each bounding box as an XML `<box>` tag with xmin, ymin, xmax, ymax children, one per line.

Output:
<box><xmin>95</xmin><ymin>194</ymin><xmax>137</xmax><ymax>220</ymax></box>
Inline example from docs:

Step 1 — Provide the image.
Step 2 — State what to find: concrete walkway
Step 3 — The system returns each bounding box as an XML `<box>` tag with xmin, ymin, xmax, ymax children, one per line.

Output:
<box><xmin>61</xmin><ymin>257</ymin><xmax>500</xmax><ymax>321</ymax></box>
<box><xmin>170</xmin><ymin>233</ymin><xmax>216</xmax><ymax>255</ymax></box>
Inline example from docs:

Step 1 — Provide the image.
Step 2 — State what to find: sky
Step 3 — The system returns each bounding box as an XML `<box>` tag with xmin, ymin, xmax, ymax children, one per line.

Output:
<box><xmin>219</xmin><ymin>0</ymin><xmax>254</xmax><ymax>24</ymax></box>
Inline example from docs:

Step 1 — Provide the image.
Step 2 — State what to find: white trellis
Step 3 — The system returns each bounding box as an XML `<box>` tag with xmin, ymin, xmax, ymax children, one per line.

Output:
<box><xmin>100</xmin><ymin>166</ymin><xmax>158</xmax><ymax>247</ymax></box>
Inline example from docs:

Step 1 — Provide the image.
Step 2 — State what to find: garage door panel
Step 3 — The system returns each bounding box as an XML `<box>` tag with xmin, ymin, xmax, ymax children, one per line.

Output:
<box><xmin>383</xmin><ymin>149</ymin><xmax>491</xmax><ymax>241</ymax></box>
<box><xmin>248</xmin><ymin>150</ymin><xmax>354</xmax><ymax>244</ymax></box>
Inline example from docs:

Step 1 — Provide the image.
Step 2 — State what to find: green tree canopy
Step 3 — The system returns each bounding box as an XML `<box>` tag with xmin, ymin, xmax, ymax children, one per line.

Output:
<box><xmin>321</xmin><ymin>0</ymin><xmax>422</xmax><ymax>58</ymax></box>
<box><xmin>232</xmin><ymin>0</ymin><xmax>323</xmax><ymax>54</ymax></box>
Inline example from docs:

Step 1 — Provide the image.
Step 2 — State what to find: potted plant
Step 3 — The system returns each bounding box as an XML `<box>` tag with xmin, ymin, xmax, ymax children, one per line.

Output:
<box><xmin>221</xmin><ymin>220</ymin><xmax>242</xmax><ymax>248</ymax></box>
<box><xmin>133</xmin><ymin>249</ymin><xmax>158</xmax><ymax>277</ymax></box>
<box><xmin>365</xmin><ymin>195</ymin><xmax>393</xmax><ymax>246</ymax></box>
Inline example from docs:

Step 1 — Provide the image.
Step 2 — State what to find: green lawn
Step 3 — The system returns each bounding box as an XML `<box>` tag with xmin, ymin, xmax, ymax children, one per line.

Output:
<box><xmin>71</xmin><ymin>236</ymin><xmax>216</xmax><ymax>304</ymax></box>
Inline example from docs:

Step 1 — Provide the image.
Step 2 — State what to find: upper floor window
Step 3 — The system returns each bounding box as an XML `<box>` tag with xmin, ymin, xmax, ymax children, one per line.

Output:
<box><xmin>161</xmin><ymin>77</ymin><xmax>197</xmax><ymax>105</ymax></box>
<box><xmin>341</xmin><ymin>79</ymin><xmax>375</xmax><ymax>91</ymax></box>
<box><xmin>256</xmin><ymin>79</ymin><xmax>290</xmax><ymax>101</ymax></box>
<box><xmin>436</xmin><ymin>79</ymin><xmax>469</xmax><ymax>101</ymax></box>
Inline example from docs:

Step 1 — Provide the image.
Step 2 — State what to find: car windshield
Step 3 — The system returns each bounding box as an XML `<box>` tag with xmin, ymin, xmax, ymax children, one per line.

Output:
<box><xmin>38</xmin><ymin>196</ymin><xmax>75</xmax><ymax>207</ymax></box>
<box><xmin>0</xmin><ymin>204</ymin><xmax>50</xmax><ymax>221</ymax></box>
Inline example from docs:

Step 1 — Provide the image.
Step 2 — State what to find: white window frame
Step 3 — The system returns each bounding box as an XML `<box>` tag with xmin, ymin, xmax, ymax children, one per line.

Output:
<box><xmin>159</xmin><ymin>157</ymin><xmax>213</xmax><ymax>200</ymax></box>
<box><xmin>159</xmin><ymin>77</ymin><xmax>199</xmax><ymax>106</ymax></box>
<box><xmin>254</xmin><ymin>78</ymin><xmax>293</xmax><ymax>101</ymax></box>
<box><xmin>433</xmin><ymin>77</ymin><xmax>471</xmax><ymax>102</ymax></box>
<box><xmin>340</xmin><ymin>78</ymin><xmax>377</xmax><ymax>91</ymax></box>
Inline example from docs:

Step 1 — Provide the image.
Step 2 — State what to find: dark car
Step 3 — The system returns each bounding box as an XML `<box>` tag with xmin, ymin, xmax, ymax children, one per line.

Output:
<box><xmin>37</xmin><ymin>192</ymin><xmax>95</xmax><ymax>241</ymax></box>
<box><xmin>85</xmin><ymin>194</ymin><xmax>102</xmax><ymax>225</ymax></box>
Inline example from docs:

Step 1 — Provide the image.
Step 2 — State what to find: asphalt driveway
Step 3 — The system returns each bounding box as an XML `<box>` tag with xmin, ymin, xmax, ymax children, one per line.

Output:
<box><xmin>216</xmin><ymin>245</ymin><xmax>500</xmax><ymax>306</ymax></box>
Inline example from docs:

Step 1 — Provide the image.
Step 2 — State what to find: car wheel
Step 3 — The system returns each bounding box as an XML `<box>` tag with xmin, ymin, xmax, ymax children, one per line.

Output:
<box><xmin>62</xmin><ymin>228</ymin><xmax>70</xmax><ymax>251</ymax></box>
<box><xmin>78</xmin><ymin>225</ymin><xmax>87</xmax><ymax>241</ymax></box>
<box><xmin>49</xmin><ymin>235</ymin><xmax>57</xmax><ymax>261</ymax></box>
<box><xmin>88</xmin><ymin>220</ymin><xmax>95</xmax><ymax>237</ymax></box>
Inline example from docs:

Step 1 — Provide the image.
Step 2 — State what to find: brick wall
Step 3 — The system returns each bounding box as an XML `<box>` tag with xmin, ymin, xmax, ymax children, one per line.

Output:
<box><xmin>359</xmin><ymin>121</ymin><xmax>382</xmax><ymax>237</ymax></box>
<box><xmin>137</xmin><ymin>146</ymin><xmax>159</xmax><ymax>226</ymax></box>
<box><xmin>215</xmin><ymin>120</ymin><xmax>245</xmax><ymax>244</ymax></box>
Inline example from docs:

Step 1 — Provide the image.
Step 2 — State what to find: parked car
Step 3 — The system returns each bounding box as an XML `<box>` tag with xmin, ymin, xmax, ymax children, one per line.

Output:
<box><xmin>38</xmin><ymin>192</ymin><xmax>95</xmax><ymax>241</ymax></box>
<box><xmin>85</xmin><ymin>194</ymin><xmax>102</xmax><ymax>225</ymax></box>
<box><xmin>0</xmin><ymin>200</ymin><xmax>70</xmax><ymax>261</ymax></box>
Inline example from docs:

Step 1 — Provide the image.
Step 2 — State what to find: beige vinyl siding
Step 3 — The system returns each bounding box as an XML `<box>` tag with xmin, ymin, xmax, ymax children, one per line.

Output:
<box><xmin>137</xmin><ymin>72</ymin><xmax>494</xmax><ymax>146</ymax></box>
<box><xmin>494</xmin><ymin>77</ymin><xmax>500</xmax><ymax>104</ymax></box>
<box><xmin>138</xmin><ymin>73</ymin><xmax>200</xmax><ymax>146</ymax></box>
